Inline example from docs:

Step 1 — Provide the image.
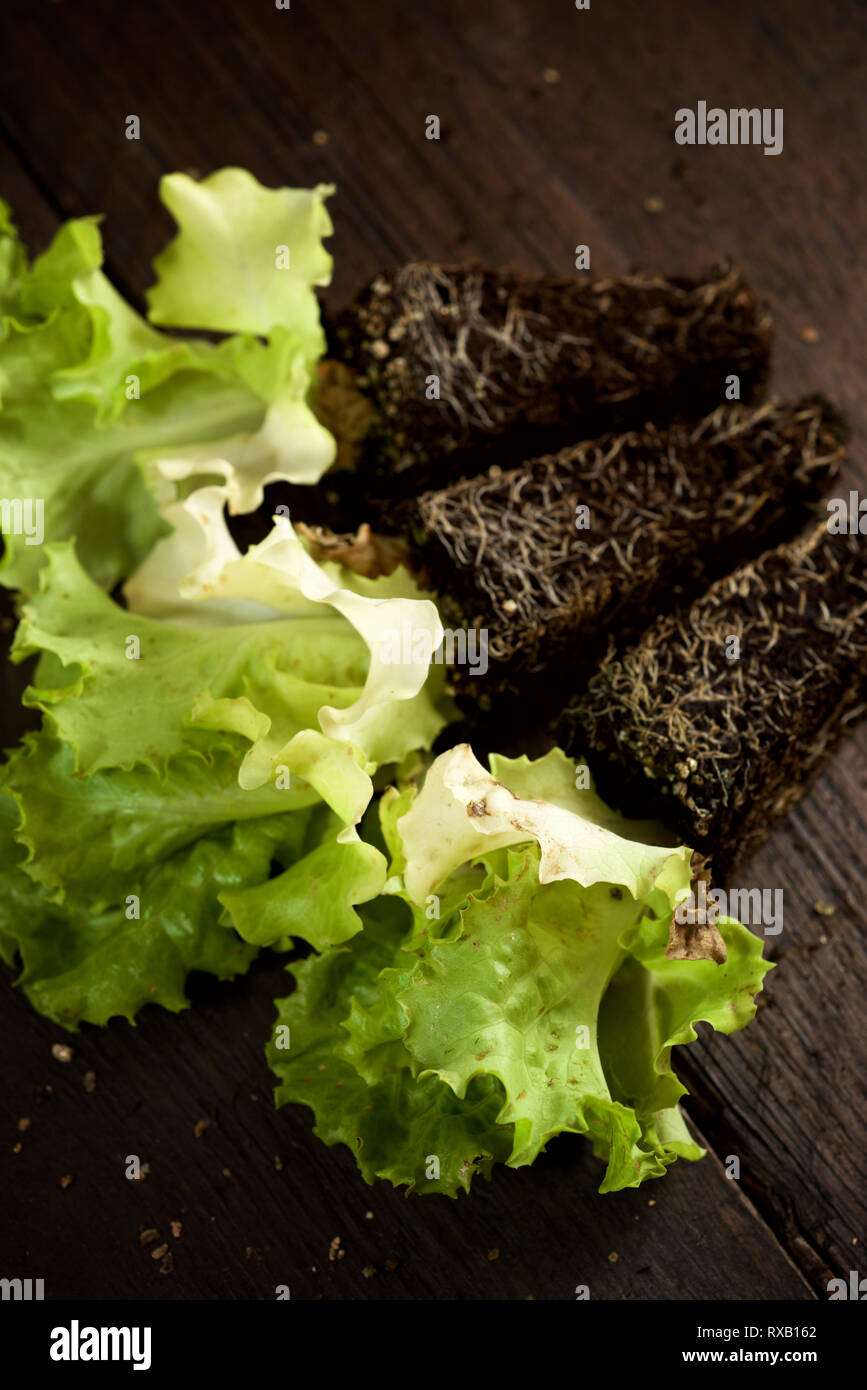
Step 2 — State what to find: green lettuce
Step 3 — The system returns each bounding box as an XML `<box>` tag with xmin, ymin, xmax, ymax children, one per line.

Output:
<box><xmin>0</xmin><ymin>780</ymin><xmax>260</xmax><ymax>1028</ymax></box>
<box><xmin>1</xmin><ymin>489</ymin><xmax>449</xmax><ymax>1026</ymax></box>
<box><xmin>269</xmin><ymin>746</ymin><xmax>770</xmax><ymax>1196</ymax></box>
<box><xmin>267</xmin><ymin>895</ymin><xmax>513</xmax><ymax>1196</ymax></box>
<box><xmin>0</xmin><ymin>169</ymin><xmax>335</xmax><ymax>593</ymax></box>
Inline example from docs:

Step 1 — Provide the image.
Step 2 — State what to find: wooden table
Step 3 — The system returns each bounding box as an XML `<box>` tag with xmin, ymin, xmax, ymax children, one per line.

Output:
<box><xmin>1</xmin><ymin>0</ymin><xmax>864</xmax><ymax>1301</ymax></box>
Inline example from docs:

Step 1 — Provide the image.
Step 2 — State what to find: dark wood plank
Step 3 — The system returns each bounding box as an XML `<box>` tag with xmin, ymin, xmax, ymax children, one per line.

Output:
<box><xmin>1</xmin><ymin>0</ymin><xmax>865</xmax><ymax>1299</ymax></box>
<box><xmin>0</xmin><ymin>947</ymin><xmax>812</xmax><ymax>1301</ymax></box>
<box><xmin>677</xmin><ymin>775</ymin><xmax>867</xmax><ymax>1289</ymax></box>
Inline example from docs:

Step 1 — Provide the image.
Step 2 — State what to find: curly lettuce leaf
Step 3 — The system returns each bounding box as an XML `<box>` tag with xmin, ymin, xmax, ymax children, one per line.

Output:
<box><xmin>146</xmin><ymin>169</ymin><xmax>333</xmax><ymax>345</ymax></box>
<box><xmin>0</xmin><ymin>197</ymin><xmax>26</xmax><ymax>314</ymax></box>
<box><xmin>269</xmin><ymin>747</ymin><xmax>770</xmax><ymax>1195</ymax></box>
<box><xmin>14</xmin><ymin>541</ymin><xmax>368</xmax><ymax>778</ymax></box>
<box><xmin>598</xmin><ymin>913</ymin><xmax>767</xmax><ymax>1117</ymax></box>
<box><xmin>0</xmin><ymin>172</ymin><xmax>337</xmax><ymax>593</ymax></box>
<box><xmin>391</xmin><ymin>847</ymin><xmax>766</xmax><ymax>1188</ymax></box>
<box><xmin>123</xmin><ymin>487</ymin><xmax>447</xmax><ymax>783</ymax></box>
<box><xmin>0</xmin><ymin>739</ymin><xmax>391</xmax><ymax>1028</ymax></box>
<box><xmin>1</xmin><ymin>733</ymin><xmax>314</xmax><ymax>906</ymax></box>
<box><xmin>141</xmin><ymin>170</ymin><xmax>338</xmax><ymax>511</ymax></box>
<box><xmin>15</xmin><ymin>510</ymin><xmax>446</xmax><ymax>805</ymax></box>
<box><xmin>220</xmin><ymin>804</ymin><xmax>387</xmax><ymax>953</ymax></box>
<box><xmin>1</xmin><ymin>504</ymin><xmax>447</xmax><ymax>1026</ymax></box>
<box><xmin>0</xmin><ymin>207</ymin><xmax>254</xmax><ymax>590</ymax></box>
<box><xmin>267</xmin><ymin>896</ymin><xmax>512</xmax><ymax>1196</ymax></box>
<box><xmin>395</xmin><ymin>743</ymin><xmax>692</xmax><ymax>908</ymax></box>
<box><xmin>0</xmin><ymin>785</ymin><xmax>265</xmax><ymax>1029</ymax></box>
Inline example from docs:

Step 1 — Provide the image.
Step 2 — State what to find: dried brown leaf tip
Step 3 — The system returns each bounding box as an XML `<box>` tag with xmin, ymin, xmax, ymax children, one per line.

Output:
<box><xmin>313</xmin><ymin>360</ymin><xmax>376</xmax><ymax>472</ymax></box>
<box><xmin>666</xmin><ymin>856</ymin><xmax>727</xmax><ymax>963</ymax></box>
<box><xmin>296</xmin><ymin>521</ymin><xmax>410</xmax><ymax>579</ymax></box>
<box><xmin>666</xmin><ymin>914</ymin><xmax>727</xmax><ymax>964</ymax></box>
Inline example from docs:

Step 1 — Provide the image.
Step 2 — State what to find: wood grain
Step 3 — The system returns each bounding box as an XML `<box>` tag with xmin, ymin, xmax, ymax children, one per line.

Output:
<box><xmin>1</xmin><ymin>0</ymin><xmax>865</xmax><ymax>1299</ymax></box>
<box><xmin>0</xmin><ymin>945</ymin><xmax>813</xmax><ymax>1301</ymax></box>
